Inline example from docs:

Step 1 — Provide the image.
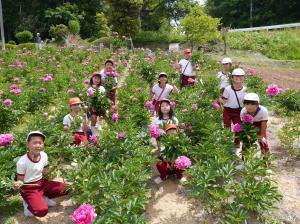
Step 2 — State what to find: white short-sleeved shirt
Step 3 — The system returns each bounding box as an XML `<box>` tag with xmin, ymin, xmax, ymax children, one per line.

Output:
<box><xmin>63</xmin><ymin>114</ymin><xmax>87</xmax><ymax>132</ymax></box>
<box><xmin>152</xmin><ymin>83</ymin><xmax>174</xmax><ymax>100</ymax></box>
<box><xmin>87</xmin><ymin>86</ymin><xmax>106</xmax><ymax>95</ymax></box>
<box><xmin>152</xmin><ymin>117</ymin><xmax>179</xmax><ymax>127</ymax></box>
<box><xmin>240</xmin><ymin>106</ymin><xmax>268</xmax><ymax>122</ymax></box>
<box><xmin>222</xmin><ymin>85</ymin><xmax>247</xmax><ymax>109</ymax></box>
<box><xmin>179</xmin><ymin>59</ymin><xmax>195</xmax><ymax>77</ymax></box>
<box><xmin>100</xmin><ymin>69</ymin><xmax>118</xmax><ymax>83</ymax></box>
<box><xmin>17</xmin><ymin>151</ymin><xmax>48</xmax><ymax>183</ymax></box>
<box><xmin>217</xmin><ymin>72</ymin><xmax>231</xmax><ymax>89</ymax></box>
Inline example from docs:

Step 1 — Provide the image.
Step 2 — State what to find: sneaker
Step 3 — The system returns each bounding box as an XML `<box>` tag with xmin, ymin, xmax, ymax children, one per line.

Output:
<box><xmin>154</xmin><ymin>177</ymin><xmax>163</xmax><ymax>184</ymax></box>
<box><xmin>44</xmin><ymin>196</ymin><xmax>56</xmax><ymax>207</ymax></box>
<box><xmin>23</xmin><ymin>201</ymin><xmax>34</xmax><ymax>217</ymax></box>
<box><xmin>179</xmin><ymin>177</ymin><xmax>187</xmax><ymax>184</ymax></box>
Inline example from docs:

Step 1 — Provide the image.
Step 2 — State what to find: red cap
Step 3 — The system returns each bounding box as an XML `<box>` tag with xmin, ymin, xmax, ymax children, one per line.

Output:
<box><xmin>69</xmin><ymin>97</ymin><xmax>81</xmax><ymax>105</ymax></box>
<box><xmin>184</xmin><ymin>48</ymin><xmax>191</xmax><ymax>53</ymax></box>
<box><xmin>159</xmin><ymin>98</ymin><xmax>171</xmax><ymax>105</ymax></box>
<box><xmin>165</xmin><ymin>124</ymin><xmax>177</xmax><ymax>131</ymax></box>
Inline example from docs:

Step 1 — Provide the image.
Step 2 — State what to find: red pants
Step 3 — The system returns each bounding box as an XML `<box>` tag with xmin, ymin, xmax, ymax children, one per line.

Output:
<box><xmin>254</xmin><ymin>122</ymin><xmax>270</xmax><ymax>153</ymax></box>
<box><xmin>73</xmin><ymin>132</ymin><xmax>88</xmax><ymax>146</ymax></box>
<box><xmin>156</xmin><ymin>160</ymin><xmax>183</xmax><ymax>179</ymax></box>
<box><xmin>110</xmin><ymin>89</ymin><xmax>116</xmax><ymax>105</ymax></box>
<box><xmin>223</xmin><ymin>107</ymin><xmax>242</xmax><ymax>145</ymax></box>
<box><xmin>181</xmin><ymin>75</ymin><xmax>196</xmax><ymax>88</ymax></box>
<box><xmin>21</xmin><ymin>179</ymin><xmax>69</xmax><ymax>217</ymax></box>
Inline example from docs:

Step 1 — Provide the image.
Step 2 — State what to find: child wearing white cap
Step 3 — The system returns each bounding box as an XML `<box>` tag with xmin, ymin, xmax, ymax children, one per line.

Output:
<box><xmin>241</xmin><ymin>93</ymin><xmax>270</xmax><ymax>153</ymax></box>
<box><xmin>222</xmin><ymin>68</ymin><xmax>247</xmax><ymax>146</ymax></box>
<box><xmin>14</xmin><ymin>131</ymin><xmax>69</xmax><ymax>217</ymax></box>
<box><xmin>217</xmin><ymin>57</ymin><xmax>232</xmax><ymax>94</ymax></box>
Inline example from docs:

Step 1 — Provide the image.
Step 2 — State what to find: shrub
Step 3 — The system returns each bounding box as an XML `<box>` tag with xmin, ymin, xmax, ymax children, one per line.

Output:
<box><xmin>7</xmin><ymin>40</ymin><xmax>16</xmax><ymax>45</ymax></box>
<box><xmin>17</xmin><ymin>43</ymin><xmax>36</xmax><ymax>50</ymax></box>
<box><xmin>68</xmin><ymin>20</ymin><xmax>80</xmax><ymax>35</ymax></box>
<box><xmin>15</xmin><ymin>30</ymin><xmax>33</xmax><ymax>43</ymax></box>
<box><xmin>49</xmin><ymin>24</ymin><xmax>69</xmax><ymax>41</ymax></box>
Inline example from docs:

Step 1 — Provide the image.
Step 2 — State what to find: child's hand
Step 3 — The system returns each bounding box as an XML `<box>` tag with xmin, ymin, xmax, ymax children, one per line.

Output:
<box><xmin>172</xmin><ymin>78</ymin><xmax>177</xmax><ymax>85</ymax></box>
<box><xmin>14</xmin><ymin>180</ymin><xmax>24</xmax><ymax>190</ymax></box>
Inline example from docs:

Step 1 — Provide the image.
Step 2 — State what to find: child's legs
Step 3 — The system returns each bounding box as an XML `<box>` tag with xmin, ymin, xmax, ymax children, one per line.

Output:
<box><xmin>91</xmin><ymin>113</ymin><xmax>97</xmax><ymax>127</ymax></box>
<box><xmin>110</xmin><ymin>90</ymin><xmax>116</xmax><ymax>105</ymax></box>
<box><xmin>43</xmin><ymin>180</ymin><xmax>69</xmax><ymax>199</ymax></box>
<box><xmin>21</xmin><ymin>181</ymin><xmax>48</xmax><ymax>217</ymax></box>
<box><xmin>232</xmin><ymin>109</ymin><xmax>242</xmax><ymax>146</ymax></box>
<box><xmin>259</xmin><ymin>129</ymin><xmax>270</xmax><ymax>153</ymax></box>
<box><xmin>223</xmin><ymin>107</ymin><xmax>231</xmax><ymax>128</ymax></box>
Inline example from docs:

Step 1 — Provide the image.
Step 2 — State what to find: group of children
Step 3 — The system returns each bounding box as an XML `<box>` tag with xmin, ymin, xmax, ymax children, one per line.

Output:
<box><xmin>14</xmin><ymin>51</ymin><xmax>271</xmax><ymax>218</ymax></box>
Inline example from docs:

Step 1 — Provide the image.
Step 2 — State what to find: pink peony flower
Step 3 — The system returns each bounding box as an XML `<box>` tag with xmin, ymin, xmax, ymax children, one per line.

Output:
<box><xmin>10</xmin><ymin>84</ymin><xmax>18</xmax><ymax>89</ymax></box>
<box><xmin>170</xmin><ymin>101</ymin><xmax>176</xmax><ymax>108</ymax></box>
<box><xmin>10</xmin><ymin>88</ymin><xmax>21</xmax><ymax>95</ymax></box>
<box><xmin>241</xmin><ymin>114</ymin><xmax>254</xmax><ymax>124</ymax></box>
<box><xmin>92</xmin><ymin>84</ymin><xmax>97</xmax><ymax>89</ymax></box>
<box><xmin>78</xmin><ymin>93</ymin><xmax>83</xmax><ymax>97</ymax></box>
<box><xmin>266</xmin><ymin>84</ymin><xmax>282</xmax><ymax>96</ymax></box>
<box><xmin>112</xmin><ymin>104</ymin><xmax>119</xmax><ymax>111</ymax></box>
<box><xmin>112</xmin><ymin>113</ymin><xmax>119</xmax><ymax>122</ymax></box>
<box><xmin>39</xmin><ymin>87</ymin><xmax>46</xmax><ymax>92</ymax></box>
<box><xmin>191</xmin><ymin>104</ymin><xmax>198</xmax><ymax>110</ymax></box>
<box><xmin>181</xmin><ymin>108</ymin><xmax>188</xmax><ymax>113</ymax></box>
<box><xmin>72</xmin><ymin>204</ymin><xmax>97</xmax><ymax>224</ymax></box>
<box><xmin>67</xmin><ymin>89</ymin><xmax>75</xmax><ymax>95</ymax></box>
<box><xmin>213</xmin><ymin>101</ymin><xmax>220</xmax><ymax>110</ymax></box>
<box><xmin>247</xmin><ymin>68</ymin><xmax>255</xmax><ymax>76</ymax></box>
<box><xmin>43</xmin><ymin>74</ymin><xmax>53</xmax><ymax>82</ymax></box>
<box><xmin>14</xmin><ymin>77</ymin><xmax>20</xmax><ymax>83</ymax></box>
<box><xmin>0</xmin><ymin>134</ymin><xmax>14</xmax><ymax>147</ymax></box>
<box><xmin>70</xmin><ymin>79</ymin><xmax>77</xmax><ymax>83</ymax></box>
<box><xmin>90</xmin><ymin>135</ymin><xmax>98</xmax><ymax>146</ymax></box>
<box><xmin>3</xmin><ymin>99</ymin><xmax>12</xmax><ymax>107</ymax></box>
<box><xmin>118</xmin><ymin>132</ymin><xmax>126</xmax><ymax>139</ymax></box>
<box><xmin>112</xmin><ymin>31</ymin><xmax>118</xmax><ymax>36</ymax></box>
<box><xmin>231</xmin><ymin>123</ymin><xmax>242</xmax><ymax>133</ymax></box>
<box><xmin>87</xmin><ymin>89</ymin><xmax>94</xmax><ymax>96</ymax></box>
<box><xmin>174</xmin><ymin>156</ymin><xmax>192</xmax><ymax>170</ymax></box>
<box><xmin>83</xmin><ymin>79</ymin><xmax>90</xmax><ymax>85</ymax></box>
<box><xmin>149</xmin><ymin>125</ymin><xmax>163</xmax><ymax>139</ymax></box>
<box><xmin>145</xmin><ymin>101</ymin><xmax>152</xmax><ymax>109</ymax></box>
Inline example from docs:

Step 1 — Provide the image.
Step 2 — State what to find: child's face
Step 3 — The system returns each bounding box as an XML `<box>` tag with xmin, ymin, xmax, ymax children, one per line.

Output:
<box><xmin>160</xmin><ymin>102</ymin><xmax>171</xmax><ymax>114</ymax></box>
<box><xmin>27</xmin><ymin>136</ymin><xmax>44</xmax><ymax>155</ymax></box>
<box><xmin>159</xmin><ymin>76</ymin><xmax>167</xmax><ymax>84</ymax></box>
<box><xmin>232</xmin><ymin>75</ymin><xmax>244</xmax><ymax>84</ymax></box>
<box><xmin>245</xmin><ymin>103</ymin><xmax>259</xmax><ymax>114</ymax></box>
<box><xmin>105</xmin><ymin>63</ymin><xmax>113</xmax><ymax>71</ymax></box>
<box><xmin>166</xmin><ymin>128</ymin><xmax>177</xmax><ymax>135</ymax></box>
<box><xmin>92</xmin><ymin>76</ymin><xmax>101</xmax><ymax>85</ymax></box>
<box><xmin>222</xmin><ymin>63</ymin><xmax>231</xmax><ymax>71</ymax></box>
<box><xmin>71</xmin><ymin>103</ymin><xmax>81</xmax><ymax>112</ymax></box>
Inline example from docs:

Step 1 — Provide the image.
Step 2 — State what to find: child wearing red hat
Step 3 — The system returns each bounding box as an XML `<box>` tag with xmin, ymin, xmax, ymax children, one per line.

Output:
<box><xmin>14</xmin><ymin>131</ymin><xmax>69</xmax><ymax>217</ymax></box>
<box><xmin>63</xmin><ymin>97</ymin><xmax>89</xmax><ymax>147</ymax></box>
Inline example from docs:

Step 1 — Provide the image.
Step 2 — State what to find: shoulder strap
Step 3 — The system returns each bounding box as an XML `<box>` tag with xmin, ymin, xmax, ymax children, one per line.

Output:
<box><xmin>232</xmin><ymin>86</ymin><xmax>241</xmax><ymax>108</ymax></box>
<box><xmin>156</xmin><ymin>86</ymin><xmax>166</xmax><ymax>102</ymax></box>
<box><xmin>182</xmin><ymin>61</ymin><xmax>190</xmax><ymax>75</ymax></box>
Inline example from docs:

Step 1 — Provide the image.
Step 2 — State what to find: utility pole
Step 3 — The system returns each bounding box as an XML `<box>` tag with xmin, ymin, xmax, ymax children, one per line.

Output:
<box><xmin>0</xmin><ymin>0</ymin><xmax>5</xmax><ymax>50</ymax></box>
<box><xmin>250</xmin><ymin>0</ymin><xmax>253</xmax><ymax>27</ymax></box>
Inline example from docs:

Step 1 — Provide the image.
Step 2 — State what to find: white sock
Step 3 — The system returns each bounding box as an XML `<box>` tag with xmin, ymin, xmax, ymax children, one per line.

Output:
<box><xmin>23</xmin><ymin>201</ymin><xmax>34</xmax><ymax>217</ymax></box>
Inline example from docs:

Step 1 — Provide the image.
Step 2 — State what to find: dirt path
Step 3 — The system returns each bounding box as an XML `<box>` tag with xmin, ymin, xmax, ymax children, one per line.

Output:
<box><xmin>208</xmin><ymin>50</ymin><xmax>300</xmax><ymax>90</ymax></box>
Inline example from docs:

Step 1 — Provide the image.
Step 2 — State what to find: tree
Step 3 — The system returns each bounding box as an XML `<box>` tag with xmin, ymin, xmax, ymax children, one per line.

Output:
<box><xmin>95</xmin><ymin>12</ymin><xmax>110</xmax><ymax>38</ymax></box>
<box><xmin>180</xmin><ymin>6</ymin><xmax>221</xmax><ymax>49</ymax></box>
<box><xmin>106</xmin><ymin>0</ymin><xmax>144</xmax><ymax>37</ymax></box>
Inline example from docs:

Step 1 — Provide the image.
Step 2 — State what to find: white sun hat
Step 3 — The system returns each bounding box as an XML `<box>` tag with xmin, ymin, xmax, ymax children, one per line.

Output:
<box><xmin>221</xmin><ymin>57</ymin><xmax>232</xmax><ymax>64</ymax></box>
<box><xmin>27</xmin><ymin>131</ymin><xmax>46</xmax><ymax>142</ymax></box>
<box><xmin>232</xmin><ymin>68</ymin><xmax>245</xmax><ymax>76</ymax></box>
<box><xmin>244</xmin><ymin>93</ymin><xmax>260</xmax><ymax>102</ymax></box>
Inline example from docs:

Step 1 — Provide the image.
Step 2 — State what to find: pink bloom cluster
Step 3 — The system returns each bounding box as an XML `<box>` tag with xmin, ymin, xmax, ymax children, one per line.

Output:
<box><xmin>247</xmin><ymin>68</ymin><xmax>255</xmax><ymax>76</ymax></box>
<box><xmin>3</xmin><ymin>99</ymin><xmax>13</xmax><ymax>107</ymax></box>
<box><xmin>87</xmin><ymin>89</ymin><xmax>94</xmax><ymax>96</ymax></box>
<box><xmin>145</xmin><ymin>101</ymin><xmax>152</xmax><ymax>109</ymax></box>
<box><xmin>241</xmin><ymin>114</ymin><xmax>254</xmax><ymax>124</ymax></box>
<box><xmin>231</xmin><ymin>123</ymin><xmax>242</xmax><ymax>133</ymax></box>
<box><xmin>104</xmin><ymin>69</ymin><xmax>118</xmax><ymax>77</ymax></box>
<box><xmin>0</xmin><ymin>134</ymin><xmax>14</xmax><ymax>147</ymax></box>
<box><xmin>112</xmin><ymin>113</ymin><xmax>119</xmax><ymax>122</ymax></box>
<box><xmin>90</xmin><ymin>135</ymin><xmax>98</xmax><ymax>146</ymax></box>
<box><xmin>213</xmin><ymin>101</ymin><xmax>220</xmax><ymax>110</ymax></box>
<box><xmin>191</xmin><ymin>104</ymin><xmax>198</xmax><ymax>110</ymax></box>
<box><xmin>170</xmin><ymin>102</ymin><xmax>176</xmax><ymax>108</ymax></box>
<box><xmin>174</xmin><ymin>156</ymin><xmax>192</xmax><ymax>170</ymax></box>
<box><xmin>118</xmin><ymin>132</ymin><xmax>126</xmax><ymax>139</ymax></box>
<box><xmin>266</xmin><ymin>84</ymin><xmax>283</xmax><ymax>96</ymax></box>
<box><xmin>83</xmin><ymin>79</ymin><xmax>90</xmax><ymax>85</ymax></box>
<box><xmin>112</xmin><ymin>31</ymin><xmax>118</xmax><ymax>36</ymax></box>
<box><xmin>67</xmin><ymin>89</ymin><xmax>75</xmax><ymax>95</ymax></box>
<box><xmin>39</xmin><ymin>87</ymin><xmax>46</xmax><ymax>92</ymax></box>
<box><xmin>43</xmin><ymin>74</ymin><xmax>53</xmax><ymax>82</ymax></box>
<box><xmin>10</xmin><ymin>84</ymin><xmax>21</xmax><ymax>95</ymax></box>
<box><xmin>71</xmin><ymin>204</ymin><xmax>97</xmax><ymax>224</ymax></box>
<box><xmin>149</xmin><ymin>125</ymin><xmax>163</xmax><ymax>139</ymax></box>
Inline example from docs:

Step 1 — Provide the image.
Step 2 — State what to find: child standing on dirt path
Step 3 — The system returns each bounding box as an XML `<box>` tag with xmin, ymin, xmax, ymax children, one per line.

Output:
<box><xmin>14</xmin><ymin>131</ymin><xmax>69</xmax><ymax>217</ymax></box>
<box><xmin>63</xmin><ymin>97</ymin><xmax>89</xmax><ymax>148</ymax></box>
<box><xmin>217</xmin><ymin>57</ymin><xmax>232</xmax><ymax>94</ymax></box>
<box><xmin>87</xmin><ymin>72</ymin><xmax>106</xmax><ymax>135</ymax></box>
<box><xmin>222</xmin><ymin>68</ymin><xmax>247</xmax><ymax>147</ymax></box>
<box><xmin>99</xmin><ymin>59</ymin><xmax>118</xmax><ymax>105</ymax></box>
<box><xmin>240</xmin><ymin>93</ymin><xmax>270</xmax><ymax>153</ymax></box>
<box><xmin>151</xmin><ymin>72</ymin><xmax>179</xmax><ymax>113</ymax></box>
